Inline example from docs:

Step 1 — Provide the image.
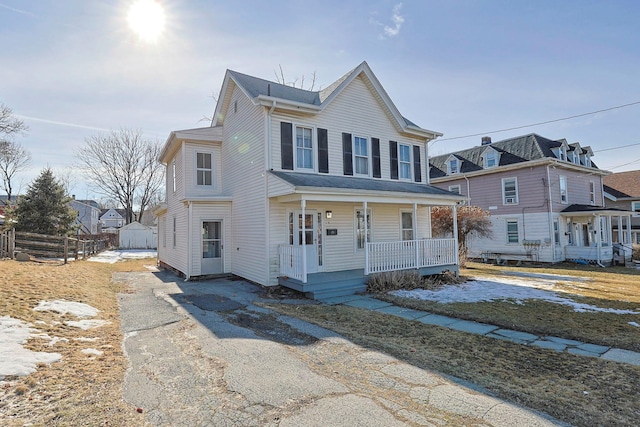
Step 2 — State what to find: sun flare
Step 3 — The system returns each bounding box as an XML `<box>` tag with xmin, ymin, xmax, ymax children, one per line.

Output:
<box><xmin>127</xmin><ymin>0</ymin><xmax>165</xmax><ymax>42</ymax></box>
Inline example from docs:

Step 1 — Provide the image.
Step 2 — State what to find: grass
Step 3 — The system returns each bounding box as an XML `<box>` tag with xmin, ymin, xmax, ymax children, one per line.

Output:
<box><xmin>0</xmin><ymin>257</ymin><xmax>152</xmax><ymax>427</ymax></box>
<box><xmin>373</xmin><ymin>262</ymin><xmax>640</xmax><ymax>352</ymax></box>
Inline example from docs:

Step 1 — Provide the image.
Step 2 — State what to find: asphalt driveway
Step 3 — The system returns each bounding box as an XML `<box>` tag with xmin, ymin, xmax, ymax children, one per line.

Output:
<box><xmin>116</xmin><ymin>268</ymin><xmax>566</xmax><ymax>426</ymax></box>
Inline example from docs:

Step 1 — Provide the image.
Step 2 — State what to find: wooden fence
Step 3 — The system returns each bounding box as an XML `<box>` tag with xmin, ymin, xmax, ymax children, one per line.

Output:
<box><xmin>0</xmin><ymin>230</ymin><xmax>108</xmax><ymax>264</ymax></box>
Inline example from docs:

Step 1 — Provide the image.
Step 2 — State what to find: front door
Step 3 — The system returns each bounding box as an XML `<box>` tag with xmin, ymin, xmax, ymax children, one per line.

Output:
<box><xmin>202</xmin><ymin>221</ymin><xmax>223</xmax><ymax>274</ymax></box>
<box><xmin>294</xmin><ymin>210</ymin><xmax>319</xmax><ymax>274</ymax></box>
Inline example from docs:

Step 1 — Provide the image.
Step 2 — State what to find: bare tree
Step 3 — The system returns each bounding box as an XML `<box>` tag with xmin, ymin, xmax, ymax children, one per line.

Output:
<box><xmin>274</xmin><ymin>64</ymin><xmax>318</xmax><ymax>90</ymax></box>
<box><xmin>0</xmin><ymin>104</ymin><xmax>28</xmax><ymax>137</ymax></box>
<box><xmin>76</xmin><ymin>129</ymin><xmax>164</xmax><ymax>225</ymax></box>
<box><xmin>0</xmin><ymin>141</ymin><xmax>31</xmax><ymax>202</ymax></box>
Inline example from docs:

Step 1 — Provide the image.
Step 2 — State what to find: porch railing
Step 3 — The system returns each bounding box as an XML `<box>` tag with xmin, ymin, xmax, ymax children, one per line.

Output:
<box><xmin>366</xmin><ymin>238</ymin><xmax>457</xmax><ymax>274</ymax></box>
<box><xmin>279</xmin><ymin>244</ymin><xmax>305</xmax><ymax>282</ymax></box>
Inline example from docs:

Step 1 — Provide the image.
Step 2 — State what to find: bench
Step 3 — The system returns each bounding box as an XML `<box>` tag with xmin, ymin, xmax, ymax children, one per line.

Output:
<box><xmin>480</xmin><ymin>251</ymin><xmax>539</xmax><ymax>265</ymax></box>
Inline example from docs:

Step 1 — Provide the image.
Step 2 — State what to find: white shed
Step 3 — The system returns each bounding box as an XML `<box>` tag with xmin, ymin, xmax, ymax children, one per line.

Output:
<box><xmin>119</xmin><ymin>222</ymin><xmax>157</xmax><ymax>249</ymax></box>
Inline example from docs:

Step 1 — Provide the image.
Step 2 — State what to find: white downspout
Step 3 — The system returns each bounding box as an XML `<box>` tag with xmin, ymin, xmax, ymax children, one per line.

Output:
<box><xmin>463</xmin><ymin>174</ymin><xmax>471</xmax><ymax>205</ymax></box>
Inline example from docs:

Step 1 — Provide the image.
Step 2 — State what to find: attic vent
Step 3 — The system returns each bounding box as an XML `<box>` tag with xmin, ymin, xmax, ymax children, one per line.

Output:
<box><xmin>481</xmin><ymin>136</ymin><xmax>492</xmax><ymax>145</ymax></box>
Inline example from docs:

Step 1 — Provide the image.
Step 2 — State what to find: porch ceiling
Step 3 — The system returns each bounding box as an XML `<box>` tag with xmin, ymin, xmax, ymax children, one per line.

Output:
<box><xmin>269</xmin><ymin>171</ymin><xmax>464</xmax><ymax>205</ymax></box>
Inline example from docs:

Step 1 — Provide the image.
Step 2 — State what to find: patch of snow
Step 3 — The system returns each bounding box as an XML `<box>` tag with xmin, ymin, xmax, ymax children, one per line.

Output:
<box><xmin>34</xmin><ymin>300</ymin><xmax>99</xmax><ymax>318</ymax></box>
<box><xmin>0</xmin><ymin>316</ymin><xmax>62</xmax><ymax>378</ymax></box>
<box><xmin>81</xmin><ymin>348</ymin><xmax>103</xmax><ymax>356</ymax></box>
<box><xmin>88</xmin><ymin>249</ymin><xmax>157</xmax><ymax>264</ymax></box>
<box><xmin>629</xmin><ymin>322</ymin><xmax>640</xmax><ymax>327</ymax></box>
<box><xmin>65</xmin><ymin>319</ymin><xmax>110</xmax><ymax>330</ymax></box>
<box><xmin>49</xmin><ymin>337</ymin><xmax>69</xmax><ymax>347</ymax></box>
<box><xmin>74</xmin><ymin>337</ymin><xmax>99</xmax><ymax>342</ymax></box>
<box><xmin>391</xmin><ymin>276</ymin><xmax>640</xmax><ymax>315</ymax></box>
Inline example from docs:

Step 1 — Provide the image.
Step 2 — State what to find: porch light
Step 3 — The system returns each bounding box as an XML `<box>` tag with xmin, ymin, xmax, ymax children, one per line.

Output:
<box><xmin>325</xmin><ymin>211</ymin><xmax>332</xmax><ymax>219</ymax></box>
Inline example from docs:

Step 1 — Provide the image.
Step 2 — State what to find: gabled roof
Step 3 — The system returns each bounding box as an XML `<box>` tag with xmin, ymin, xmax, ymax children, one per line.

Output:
<box><xmin>213</xmin><ymin>61</ymin><xmax>441</xmax><ymax>140</ymax></box>
<box><xmin>429</xmin><ymin>133</ymin><xmax>600</xmax><ymax>179</ymax></box>
<box><xmin>603</xmin><ymin>170</ymin><xmax>640</xmax><ymax>198</ymax></box>
<box><xmin>159</xmin><ymin>126</ymin><xmax>223</xmax><ymax>164</ymax></box>
<box><xmin>270</xmin><ymin>171</ymin><xmax>463</xmax><ymax>200</ymax></box>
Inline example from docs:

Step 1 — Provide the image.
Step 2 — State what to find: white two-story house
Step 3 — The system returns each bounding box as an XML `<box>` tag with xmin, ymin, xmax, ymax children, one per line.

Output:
<box><xmin>155</xmin><ymin>62</ymin><xmax>464</xmax><ymax>299</ymax></box>
<box><xmin>429</xmin><ymin>134</ymin><xmax>633</xmax><ymax>265</ymax></box>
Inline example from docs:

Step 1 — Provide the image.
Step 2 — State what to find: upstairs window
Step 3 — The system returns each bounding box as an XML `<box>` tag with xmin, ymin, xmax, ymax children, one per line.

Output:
<box><xmin>447</xmin><ymin>157</ymin><xmax>459</xmax><ymax>174</ymax></box>
<box><xmin>559</xmin><ymin>176</ymin><xmax>568</xmax><ymax>204</ymax></box>
<box><xmin>353</xmin><ymin>136</ymin><xmax>369</xmax><ymax>176</ymax></box>
<box><xmin>589</xmin><ymin>181</ymin><xmax>596</xmax><ymax>205</ymax></box>
<box><xmin>484</xmin><ymin>150</ymin><xmax>497</xmax><ymax>168</ymax></box>
<box><xmin>632</xmin><ymin>201</ymin><xmax>640</xmax><ymax>217</ymax></box>
<box><xmin>502</xmin><ymin>177</ymin><xmax>518</xmax><ymax>205</ymax></box>
<box><xmin>398</xmin><ymin>144</ymin><xmax>412</xmax><ymax>180</ymax></box>
<box><xmin>196</xmin><ymin>152</ymin><xmax>212</xmax><ymax>186</ymax></box>
<box><xmin>171</xmin><ymin>160</ymin><xmax>176</xmax><ymax>193</ymax></box>
<box><xmin>295</xmin><ymin>126</ymin><xmax>314</xmax><ymax>170</ymax></box>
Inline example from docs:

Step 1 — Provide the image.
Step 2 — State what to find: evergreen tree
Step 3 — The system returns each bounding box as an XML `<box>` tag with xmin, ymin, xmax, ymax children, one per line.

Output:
<box><xmin>13</xmin><ymin>168</ymin><xmax>78</xmax><ymax>235</ymax></box>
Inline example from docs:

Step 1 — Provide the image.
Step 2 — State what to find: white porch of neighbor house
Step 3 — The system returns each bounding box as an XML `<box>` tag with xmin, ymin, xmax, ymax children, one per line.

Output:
<box><xmin>276</xmin><ymin>196</ymin><xmax>459</xmax><ymax>299</ymax></box>
<box><xmin>562</xmin><ymin>208</ymin><xmax>633</xmax><ymax>266</ymax></box>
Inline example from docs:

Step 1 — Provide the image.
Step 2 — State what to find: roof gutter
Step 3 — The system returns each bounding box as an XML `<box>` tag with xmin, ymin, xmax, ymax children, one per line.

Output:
<box><xmin>256</xmin><ymin>95</ymin><xmax>321</xmax><ymax>113</ymax></box>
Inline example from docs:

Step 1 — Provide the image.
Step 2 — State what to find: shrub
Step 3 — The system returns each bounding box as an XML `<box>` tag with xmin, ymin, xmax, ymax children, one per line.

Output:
<box><xmin>633</xmin><ymin>244</ymin><xmax>640</xmax><ymax>260</ymax></box>
<box><xmin>367</xmin><ymin>270</ymin><xmax>464</xmax><ymax>293</ymax></box>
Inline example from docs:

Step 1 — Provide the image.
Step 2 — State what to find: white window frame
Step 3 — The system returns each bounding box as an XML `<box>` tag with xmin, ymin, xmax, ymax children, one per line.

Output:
<box><xmin>553</xmin><ymin>219</ymin><xmax>560</xmax><ymax>246</ymax></box>
<box><xmin>171</xmin><ymin>160</ymin><xmax>176</xmax><ymax>193</ymax></box>
<box><xmin>506</xmin><ymin>219</ymin><xmax>519</xmax><ymax>244</ymax></box>
<box><xmin>353</xmin><ymin>136</ymin><xmax>370</xmax><ymax>177</ymax></box>
<box><xmin>294</xmin><ymin>124</ymin><xmax>315</xmax><ymax>171</ymax></box>
<box><xmin>196</xmin><ymin>152</ymin><xmax>213</xmax><ymax>186</ymax></box>
<box><xmin>502</xmin><ymin>177</ymin><xmax>518</xmax><ymax>205</ymax></box>
<box><xmin>400</xmin><ymin>210</ymin><xmax>414</xmax><ymax>241</ymax></box>
<box><xmin>447</xmin><ymin>157</ymin><xmax>459</xmax><ymax>175</ymax></box>
<box><xmin>589</xmin><ymin>181</ymin><xmax>596</xmax><ymax>205</ymax></box>
<box><xmin>398</xmin><ymin>143</ymin><xmax>412</xmax><ymax>180</ymax></box>
<box><xmin>559</xmin><ymin>176</ymin><xmax>568</xmax><ymax>204</ymax></box>
<box><xmin>354</xmin><ymin>208</ymin><xmax>372</xmax><ymax>251</ymax></box>
<box><xmin>448</xmin><ymin>184</ymin><xmax>461</xmax><ymax>195</ymax></box>
<box><xmin>483</xmin><ymin>150</ymin><xmax>498</xmax><ymax>168</ymax></box>
<box><xmin>632</xmin><ymin>201</ymin><xmax>640</xmax><ymax>217</ymax></box>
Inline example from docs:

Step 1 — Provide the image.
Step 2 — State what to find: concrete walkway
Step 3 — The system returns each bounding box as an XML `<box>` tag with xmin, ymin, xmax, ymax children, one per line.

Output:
<box><xmin>320</xmin><ymin>295</ymin><xmax>640</xmax><ymax>366</ymax></box>
<box><xmin>117</xmin><ymin>270</ymin><xmax>568</xmax><ymax>426</ymax></box>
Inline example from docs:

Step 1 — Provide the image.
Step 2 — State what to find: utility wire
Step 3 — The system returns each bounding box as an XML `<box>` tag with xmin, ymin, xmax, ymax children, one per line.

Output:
<box><xmin>593</xmin><ymin>142</ymin><xmax>640</xmax><ymax>152</ymax></box>
<box><xmin>433</xmin><ymin>100</ymin><xmax>640</xmax><ymax>142</ymax></box>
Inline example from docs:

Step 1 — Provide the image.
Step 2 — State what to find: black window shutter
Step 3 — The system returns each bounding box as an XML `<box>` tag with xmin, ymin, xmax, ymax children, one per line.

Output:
<box><xmin>280</xmin><ymin>122</ymin><xmax>293</xmax><ymax>170</ymax></box>
<box><xmin>318</xmin><ymin>128</ymin><xmax>329</xmax><ymax>173</ymax></box>
<box><xmin>372</xmin><ymin>138</ymin><xmax>381</xmax><ymax>178</ymax></box>
<box><xmin>389</xmin><ymin>141</ymin><xmax>398</xmax><ymax>180</ymax></box>
<box><xmin>413</xmin><ymin>145</ymin><xmax>422</xmax><ymax>182</ymax></box>
<box><xmin>342</xmin><ymin>133</ymin><xmax>353</xmax><ymax>176</ymax></box>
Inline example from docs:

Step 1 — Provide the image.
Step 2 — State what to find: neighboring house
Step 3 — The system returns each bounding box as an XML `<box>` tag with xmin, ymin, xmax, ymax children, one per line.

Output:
<box><xmin>155</xmin><ymin>61</ymin><xmax>464</xmax><ymax>299</ymax></box>
<box><xmin>119</xmin><ymin>221</ymin><xmax>157</xmax><ymax>249</ymax></box>
<box><xmin>99</xmin><ymin>208</ymin><xmax>127</xmax><ymax>231</ymax></box>
<box><xmin>71</xmin><ymin>199</ymin><xmax>101</xmax><ymax>235</ymax></box>
<box><xmin>604</xmin><ymin>170</ymin><xmax>640</xmax><ymax>244</ymax></box>
<box><xmin>429</xmin><ymin>134</ymin><xmax>633</xmax><ymax>265</ymax></box>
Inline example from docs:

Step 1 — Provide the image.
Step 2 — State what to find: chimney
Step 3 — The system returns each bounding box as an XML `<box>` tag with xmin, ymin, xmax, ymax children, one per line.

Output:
<box><xmin>481</xmin><ymin>136</ymin><xmax>492</xmax><ymax>146</ymax></box>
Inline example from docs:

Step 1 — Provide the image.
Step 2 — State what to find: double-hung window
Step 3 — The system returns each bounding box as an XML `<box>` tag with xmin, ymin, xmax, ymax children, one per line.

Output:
<box><xmin>295</xmin><ymin>126</ymin><xmax>313</xmax><ymax>170</ymax></box>
<box><xmin>171</xmin><ymin>160</ymin><xmax>176</xmax><ymax>193</ymax></box>
<box><xmin>632</xmin><ymin>201</ymin><xmax>640</xmax><ymax>217</ymax></box>
<box><xmin>355</xmin><ymin>208</ymin><xmax>372</xmax><ymax>250</ymax></box>
<box><xmin>506</xmin><ymin>219</ymin><xmax>519</xmax><ymax>244</ymax></box>
<box><xmin>559</xmin><ymin>176</ymin><xmax>568</xmax><ymax>204</ymax></box>
<box><xmin>448</xmin><ymin>158</ymin><xmax>459</xmax><ymax>174</ymax></box>
<box><xmin>502</xmin><ymin>177</ymin><xmax>518</xmax><ymax>205</ymax></box>
<box><xmin>484</xmin><ymin>151</ymin><xmax>497</xmax><ymax>168</ymax></box>
<box><xmin>196</xmin><ymin>152</ymin><xmax>212</xmax><ymax>186</ymax></box>
<box><xmin>401</xmin><ymin>211</ymin><xmax>413</xmax><ymax>241</ymax></box>
<box><xmin>353</xmin><ymin>136</ymin><xmax>369</xmax><ymax>176</ymax></box>
<box><xmin>589</xmin><ymin>181</ymin><xmax>596</xmax><ymax>205</ymax></box>
<box><xmin>398</xmin><ymin>144</ymin><xmax>412</xmax><ymax>180</ymax></box>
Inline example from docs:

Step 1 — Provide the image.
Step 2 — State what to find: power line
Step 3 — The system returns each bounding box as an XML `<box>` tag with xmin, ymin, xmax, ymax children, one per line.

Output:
<box><xmin>593</xmin><ymin>142</ymin><xmax>640</xmax><ymax>153</ymax></box>
<box><xmin>433</xmin><ymin>100</ymin><xmax>640</xmax><ymax>142</ymax></box>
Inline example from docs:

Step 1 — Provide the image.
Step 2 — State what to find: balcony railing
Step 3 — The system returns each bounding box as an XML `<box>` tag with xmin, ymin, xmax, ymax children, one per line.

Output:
<box><xmin>366</xmin><ymin>238</ymin><xmax>457</xmax><ymax>274</ymax></box>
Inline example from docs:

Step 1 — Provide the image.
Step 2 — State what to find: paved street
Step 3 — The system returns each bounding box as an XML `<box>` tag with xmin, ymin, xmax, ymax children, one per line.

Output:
<box><xmin>117</xmin><ymin>269</ymin><xmax>566</xmax><ymax>426</ymax></box>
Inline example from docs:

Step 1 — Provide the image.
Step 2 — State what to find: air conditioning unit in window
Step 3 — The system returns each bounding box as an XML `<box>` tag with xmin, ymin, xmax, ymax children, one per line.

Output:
<box><xmin>505</xmin><ymin>197</ymin><xmax>516</xmax><ymax>204</ymax></box>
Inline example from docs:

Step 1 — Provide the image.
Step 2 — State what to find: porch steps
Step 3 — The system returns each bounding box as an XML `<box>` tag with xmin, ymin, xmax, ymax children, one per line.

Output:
<box><xmin>278</xmin><ymin>269</ymin><xmax>368</xmax><ymax>300</ymax></box>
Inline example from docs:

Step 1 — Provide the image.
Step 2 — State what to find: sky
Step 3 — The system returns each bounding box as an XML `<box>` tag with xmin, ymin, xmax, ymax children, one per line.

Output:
<box><xmin>2</xmin><ymin>0</ymin><xmax>640</xmax><ymax>201</ymax></box>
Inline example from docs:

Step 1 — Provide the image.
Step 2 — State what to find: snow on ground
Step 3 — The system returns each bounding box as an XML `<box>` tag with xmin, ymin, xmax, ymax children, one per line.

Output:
<box><xmin>88</xmin><ymin>249</ymin><xmax>157</xmax><ymax>264</ymax></box>
<box><xmin>0</xmin><ymin>316</ymin><xmax>62</xmax><ymax>378</ymax></box>
<box><xmin>0</xmin><ymin>300</ymin><xmax>110</xmax><ymax>379</ymax></box>
<box><xmin>391</xmin><ymin>275</ymin><xmax>640</xmax><ymax>315</ymax></box>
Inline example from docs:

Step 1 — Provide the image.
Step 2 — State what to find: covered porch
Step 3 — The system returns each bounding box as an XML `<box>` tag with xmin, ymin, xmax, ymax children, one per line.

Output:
<box><xmin>270</xmin><ymin>171</ymin><xmax>464</xmax><ymax>299</ymax></box>
<box><xmin>561</xmin><ymin>205</ymin><xmax>633</xmax><ymax>266</ymax></box>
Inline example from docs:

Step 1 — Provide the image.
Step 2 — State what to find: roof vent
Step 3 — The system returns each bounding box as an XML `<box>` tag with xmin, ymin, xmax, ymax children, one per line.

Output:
<box><xmin>481</xmin><ymin>136</ymin><xmax>492</xmax><ymax>146</ymax></box>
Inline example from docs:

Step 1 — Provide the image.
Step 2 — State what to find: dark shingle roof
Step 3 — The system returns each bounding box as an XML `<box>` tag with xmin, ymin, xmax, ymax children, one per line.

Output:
<box><xmin>603</xmin><ymin>184</ymin><xmax>630</xmax><ymax>199</ymax></box>
<box><xmin>229</xmin><ymin>70</ymin><xmax>322</xmax><ymax>105</ymax></box>
<box><xmin>561</xmin><ymin>204</ymin><xmax>630</xmax><ymax>213</ymax></box>
<box><xmin>270</xmin><ymin>171</ymin><xmax>461</xmax><ymax>198</ymax></box>
<box><xmin>429</xmin><ymin>133</ymin><xmax>598</xmax><ymax>179</ymax></box>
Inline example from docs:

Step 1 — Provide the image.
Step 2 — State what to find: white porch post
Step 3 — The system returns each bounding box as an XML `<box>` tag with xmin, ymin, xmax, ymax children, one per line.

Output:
<box><xmin>617</xmin><ymin>215</ymin><xmax>623</xmax><ymax>243</ymax></box>
<box><xmin>595</xmin><ymin>214</ymin><xmax>602</xmax><ymax>265</ymax></box>
<box><xmin>364</xmin><ymin>201</ymin><xmax>369</xmax><ymax>274</ymax></box>
<box><xmin>301</xmin><ymin>198</ymin><xmax>307</xmax><ymax>284</ymax></box>
<box><xmin>626</xmin><ymin>215</ymin><xmax>632</xmax><ymax>245</ymax></box>
<box><xmin>413</xmin><ymin>203</ymin><xmax>419</xmax><ymax>269</ymax></box>
<box><xmin>452</xmin><ymin>204</ymin><xmax>459</xmax><ymax>267</ymax></box>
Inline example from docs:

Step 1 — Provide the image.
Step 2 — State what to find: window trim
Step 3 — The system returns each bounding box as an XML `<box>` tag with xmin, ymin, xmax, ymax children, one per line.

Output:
<box><xmin>553</xmin><ymin>219</ymin><xmax>560</xmax><ymax>246</ymax></box>
<box><xmin>632</xmin><ymin>201</ymin><xmax>640</xmax><ymax>217</ymax></box>
<box><xmin>448</xmin><ymin>184</ymin><xmax>461</xmax><ymax>195</ymax></box>
<box><xmin>352</xmin><ymin>135</ymin><xmax>371</xmax><ymax>177</ymax></box>
<box><xmin>354</xmin><ymin>208</ymin><xmax>372</xmax><ymax>251</ymax></box>
<box><xmin>589</xmin><ymin>181</ymin><xmax>596</xmax><ymax>205</ymax></box>
<box><xmin>196</xmin><ymin>152</ymin><xmax>213</xmax><ymax>187</ymax></box>
<box><xmin>447</xmin><ymin>156</ymin><xmax>459</xmax><ymax>175</ymax></box>
<box><xmin>483</xmin><ymin>149</ymin><xmax>498</xmax><ymax>168</ymax></box>
<box><xmin>171</xmin><ymin>160</ymin><xmax>176</xmax><ymax>193</ymax></box>
<box><xmin>400</xmin><ymin>210</ymin><xmax>414</xmax><ymax>241</ymax></box>
<box><xmin>397</xmin><ymin>143</ymin><xmax>412</xmax><ymax>181</ymax></box>
<box><xmin>559</xmin><ymin>176</ymin><xmax>568</xmax><ymax>204</ymax></box>
<box><xmin>506</xmin><ymin>219</ymin><xmax>519</xmax><ymax>244</ymax></box>
<box><xmin>293</xmin><ymin>124</ymin><xmax>316</xmax><ymax>172</ymax></box>
<box><xmin>502</xmin><ymin>177</ymin><xmax>519</xmax><ymax>205</ymax></box>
